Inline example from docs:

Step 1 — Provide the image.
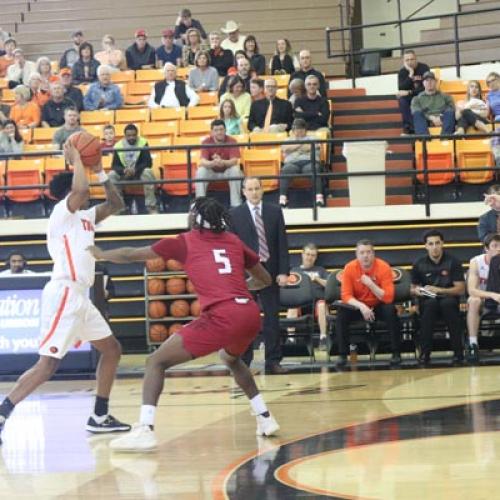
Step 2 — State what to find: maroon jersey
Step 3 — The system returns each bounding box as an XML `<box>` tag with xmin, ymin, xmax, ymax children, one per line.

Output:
<box><xmin>152</xmin><ymin>229</ymin><xmax>259</xmax><ymax>312</ymax></box>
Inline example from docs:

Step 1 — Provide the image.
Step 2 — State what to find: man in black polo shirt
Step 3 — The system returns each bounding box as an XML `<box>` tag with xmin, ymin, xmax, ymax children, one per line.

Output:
<box><xmin>411</xmin><ymin>229</ymin><xmax>465</xmax><ymax>365</ymax></box>
<box><xmin>41</xmin><ymin>81</ymin><xmax>75</xmax><ymax>127</ymax></box>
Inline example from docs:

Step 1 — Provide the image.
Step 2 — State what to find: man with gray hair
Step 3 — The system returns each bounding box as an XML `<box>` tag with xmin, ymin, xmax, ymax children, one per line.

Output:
<box><xmin>209</xmin><ymin>31</ymin><xmax>233</xmax><ymax>76</ymax></box>
<box><xmin>293</xmin><ymin>75</ymin><xmax>330</xmax><ymax>132</ymax></box>
<box><xmin>290</xmin><ymin>50</ymin><xmax>327</xmax><ymax>98</ymax></box>
<box><xmin>41</xmin><ymin>80</ymin><xmax>76</xmax><ymax>127</ymax></box>
<box><xmin>148</xmin><ymin>63</ymin><xmax>199</xmax><ymax>108</ymax></box>
<box><xmin>83</xmin><ymin>64</ymin><xmax>123</xmax><ymax>111</ymax></box>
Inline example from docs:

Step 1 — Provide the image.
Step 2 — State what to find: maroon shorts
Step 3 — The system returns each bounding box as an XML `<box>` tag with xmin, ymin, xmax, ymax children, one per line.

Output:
<box><xmin>177</xmin><ymin>298</ymin><xmax>262</xmax><ymax>358</ymax></box>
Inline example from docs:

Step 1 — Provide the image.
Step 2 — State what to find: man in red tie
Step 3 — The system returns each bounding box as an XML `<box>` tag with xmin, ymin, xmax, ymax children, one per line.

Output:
<box><xmin>230</xmin><ymin>177</ymin><xmax>290</xmax><ymax>374</ymax></box>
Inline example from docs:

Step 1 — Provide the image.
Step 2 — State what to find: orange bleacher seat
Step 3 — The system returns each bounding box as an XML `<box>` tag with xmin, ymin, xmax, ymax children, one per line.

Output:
<box><xmin>142</xmin><ymin>121</ymin><xmax>178</xmax><ymax>139</ymax></box>
<box><xmin>274</xmin><ymin>74</ymin><xmax>291</xmax><ymax>89</ymax></box>
<box><xmin>160</xmin><ymin>150</ymin><xmax>200</xmax><ymax>196</ymax></box>
<box><xmin>50</xmin><ymin>60</ymin><xmax>59</xmax><ymax>73</ymax></box>
<box><xmin>0</xmin><ymin>79</ymin><xmax>8</xmax><ymax>90</ymax></box>
<box><xmin>187</xmin><ymin>106</ymin><xmax>219</xmax><ymax>121</ymax></box>
<box><xmin>125</xmin><ymin>82</ymin><xmax>153</xmax><ymax>105</ymax></box>
<box><xmin>85</xmin><ymin>124</ymin><xmax>104</xmax><ymax>139</ymax></box>
<box><xmin>439</xmin><ymin>80</ymin><xmax>467</xmax><ymax>98</ymax></box>
<box><xmin>276</xmin><ymin>88</ymin><xmax>287</xmax><ymax>100</ymax></box>
<box><xmin>179</xmin><ymin>119</ymin><xmax>211</xmax><ymax>138</ymax></box>
<box><xmin>18</xmin><ymin>128</ymin><xmax>32</xmax><ymax>144</ymax></box>
<box><xmin>415</xmin><ymin>140</ymin><xmax>455</xmax><ymax>185</ymax></box>
<box><xmin>198</xmin><ymin>92</ymin><xmax>218</xmax><ymax>106</ymax></box>
<box><xmin>23</xmin><ymin>143</ymin><xmax>56</xmax><ymax>153</ymax></box>
<box><xmin>44</xmin><ymin>156</ymin><xmax>66</xmax><ymax>199</ymax></box>
<box><xmin>456</xmin><ymin>139</ymin><xmax>494</xmax><ymax>184</ymax></box>
<box><xmin>33</xmin><ymin>127</ymin><xmax>56</xmax><ymax>144</ymax></box>
<box><xmin>242</xmin><ymin>148</ymin><xmax>281</xmax><ymax>191</ymax></box>
<box><xmin>111</xmin><ymin>70</ymin><xmax>135</xmax><ymax>83</ymax></box>
<box><xmin>150</xmin><ymin>107</ymin><xmax>186</xmax><ymax>123</ymax></box>
<box><xmin>147</xmin><ymin>136</ymin><xmax>172</xmax><ymax>148</ymax></box>
<box><xmin>6</xmin><ymin>158</ymin><xmax>44</xmax><ymax>202</ymax></box>
<box><xmin>136</xmin><ymin>69</ymin><xmax>163</xmax><ymax>82</ymax></box>
<box><xmin>173</xmin><ymin>135</ymin><xmax>205</xmax><ymax>147</ymax></box>
<box><xmin>115</xmin><ymin>108</ymin><xmax>150</xmax><ymax>124</ymax></box>
<box><xmin>249</xmin><ymin>131</ymin><xmax>288</xmax><ymax>149</ymax></box>
<box><xmin>114</xmin><ymin>123</ymin><xmax>142</xmax><ymax>139</ymax></box>
<box><xmin>176</xmin><ymin>67</ymin><xmax>190</xmax><ymax>80</ymax></box>
<box><xmin>80</xmin><ymin>110</ymin><xmax>114</xmax><ymax>126</ymax></box>
<box><xmin>1</xmin><ymin>88</ymin><xmax>15</xmax><ymax>104</ymax></box>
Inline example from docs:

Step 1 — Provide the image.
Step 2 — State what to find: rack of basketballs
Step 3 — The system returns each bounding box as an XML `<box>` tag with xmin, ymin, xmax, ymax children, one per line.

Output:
<box><xmin>144</xmin><ymin>256</ymin><xmax>200</xmax><ymax>348</ymax></box>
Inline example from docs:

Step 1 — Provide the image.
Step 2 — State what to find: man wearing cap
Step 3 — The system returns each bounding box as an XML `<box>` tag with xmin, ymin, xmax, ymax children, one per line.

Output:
<box><xmin>209</xmin><ymin>31</ymin><xmax>233</xmax><ymax>77</ymax></box>
<box><xmin>156</xmin><ymin>29</ymin><xmax>182</xmax><ymax>67</ymax></box>
<box><xmin>41</xmin><ymin>80</ymin><xmax>76</xmax><ymax>127</ymax></box>
<box><xmin>59</xmin><ymin>30</ymin><xmax>84</xmax><ymax>69</ymax></box>
<box><xmin>220</xmin><ymin>21</ymin><xmax>245</xmax><ymax>54</ymax></box>
<box><xmin>126</xmin><ymin>30</ymin><xmax>156</xmax><ymax>70</ymax></box>
<box><xmin>59</xmin><ymin>68</ymin><xmax>83</xmax><ymax>111</ymax></box>
<box><xmin>411</xmin><ymin>71</ymin><xmax>455</xmax><ymax>135</ymax></box>
<box><xmin>174</xmin><ymin>8</ymin><xmax>207</xmax><ymax>44</ymax></box>
<box><xmin>6</xmin><ymin>49</ymin><xmax>36</xmax><ymax>89</ymax></box>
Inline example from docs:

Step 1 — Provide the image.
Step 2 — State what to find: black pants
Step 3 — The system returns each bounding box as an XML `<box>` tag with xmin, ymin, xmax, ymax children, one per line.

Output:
<box><xmin>398</xmin><ymin>95</ymin><xmax>414</xmax><ymax>133</ymax></box>
<box><xmin>241</xmin><ymin>282</ymin><xmax>281</xmax><ymax>368</ymax></box>
<box><xmin>456</xmin><ymin>108</ymin><xmax>488</xmax><ymax>130</ymax></box>
<box><xmin>335</xmin><ymin>303</ymin><xmax>401</xmax><ymax>356</ymax></box>
<box><xmin>418</xmin><ymin>297</ymin><xmax>463</xmax><ymax>356</ymax></box>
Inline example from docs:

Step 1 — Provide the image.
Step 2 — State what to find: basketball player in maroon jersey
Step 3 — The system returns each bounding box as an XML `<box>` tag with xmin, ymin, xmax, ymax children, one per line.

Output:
<box><xmin>88</xmin><ymin>197</ymin><xmax>280</xmax><ymax>452</ymax></box>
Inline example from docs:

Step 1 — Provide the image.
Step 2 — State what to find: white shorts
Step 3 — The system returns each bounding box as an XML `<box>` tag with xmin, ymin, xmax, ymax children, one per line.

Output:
<box><xmin>38</xmin><ymin>280</ymin><xmax>112</xmax><ymax>359</ymax></box>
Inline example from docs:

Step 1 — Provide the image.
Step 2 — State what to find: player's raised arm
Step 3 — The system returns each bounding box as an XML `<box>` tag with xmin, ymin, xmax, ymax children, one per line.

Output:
<box><xmin>246</xmin><ymin>262</ymin><xmax>272</xmax><ymax>290</ymax></box>
<box><xmin>87</xmin><ymin>244</ymin><xmax>159</xmax><ymax>263</ymax></box>
<box><xmin>64</xmin><ymin>141</ymin><xmax>89</xmax><ymax>213</ymax></box>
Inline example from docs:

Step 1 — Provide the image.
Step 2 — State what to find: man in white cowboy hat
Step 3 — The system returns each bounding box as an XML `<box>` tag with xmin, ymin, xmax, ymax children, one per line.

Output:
<box><xmin>220</xmin><ymin>20</ymin><xmax>245</xmax><ymax>54</ymax></box>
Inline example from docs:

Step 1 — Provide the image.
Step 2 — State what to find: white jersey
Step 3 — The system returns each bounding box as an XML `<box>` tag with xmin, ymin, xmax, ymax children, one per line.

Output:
<box><xmin>470</xmin><ymin>253</ymin><xmax>489</xmax><ymax>291</ymax></box>
<box><xmin>47</xmin><ymin>196</ymin><xmax>97</xmax><ymax>288</ymax></box>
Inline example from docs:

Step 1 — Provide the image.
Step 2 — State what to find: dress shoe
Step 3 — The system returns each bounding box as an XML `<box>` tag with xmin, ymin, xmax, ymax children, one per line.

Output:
<box><xmin>265</xmin><ymin>363</ymin><xmax>288</xmax><ymax>375</ymax></box>
<box><xmin>390</xmin><ymin>353</ymin><xmax>402</xmax><ymax>366</ymax></box>
<box><xmin>452</xmin><ymin>354</ymin><xmax>464</xmax><ymax>367</ymax></box>
<box><xmin>418</xmin><ymin>353</ymin><xmax>430</xmax><ymax>367</ymax></box>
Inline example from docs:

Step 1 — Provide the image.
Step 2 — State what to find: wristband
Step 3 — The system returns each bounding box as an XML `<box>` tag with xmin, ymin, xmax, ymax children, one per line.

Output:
<box><xmin>97</xmin><ymin>171</ymin><xmax>109</xmax><ymax>183</ymax></box>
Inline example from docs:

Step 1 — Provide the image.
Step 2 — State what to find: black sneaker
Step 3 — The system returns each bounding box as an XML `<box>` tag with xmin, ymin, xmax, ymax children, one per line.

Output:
<box><xmin>336</xmin><ymin>355</ymin><xmax>347</xmax><ymax>367</ymax></box>
<box><xmin>452</xmin><ymin>354</ymin><xmax>464</xmax><ymax>367</ymax></box>
<box><xmin>466</xmin><ymin>343</ymin><xmax>480</xmax><ymax>365</ymax></box>
<box><xmin>86</xmin><ymin>414</ymin><xmax>131</xmax><ymax>434</ymax></box>
<box><xmin>418</xmin><ymin>353</ymin><xmax>430</xmax><ymax>367</ymax></box>
<box><xmin>390</xmin><ymin>353</ymin><xmax>402</xmax><ymax>366</ymax></box>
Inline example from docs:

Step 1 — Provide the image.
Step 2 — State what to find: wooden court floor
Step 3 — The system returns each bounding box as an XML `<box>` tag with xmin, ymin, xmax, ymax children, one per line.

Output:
<box><xmin>0</xmin><ymin>356</ymin><xmax>499</xmax><ymax>499</ymax></box>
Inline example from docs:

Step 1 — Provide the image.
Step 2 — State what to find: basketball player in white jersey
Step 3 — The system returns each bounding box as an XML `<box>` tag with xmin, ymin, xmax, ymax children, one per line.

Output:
<box><xmin>0</xmin><ymin>142</ymin><xmax>130</xmax><ymax>439</ymax></box>
<box><xmin>466</xmin><ymin>233</ymin><xmax>500</xmax><ymax>364</ymax></box>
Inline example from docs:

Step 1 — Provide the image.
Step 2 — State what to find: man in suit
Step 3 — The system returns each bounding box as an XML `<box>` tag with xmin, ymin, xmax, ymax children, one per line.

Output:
<box><xmin>230</xmin><ymin>177</ymin><xmax>290</xmax><ymax>374</ymax></box>
<box><xmin>478</xmin><ymin>185</ymin><xmax>500</xmax><ymax>242</ymax></box>
<box><xmin>248</xmin><ymin>78</ymin><xmax>293</xmax><ymax>133</ymax></box>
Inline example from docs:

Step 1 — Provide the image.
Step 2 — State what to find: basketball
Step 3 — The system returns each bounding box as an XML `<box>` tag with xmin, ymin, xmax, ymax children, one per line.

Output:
<box><xmin>68</xmin><ymin>131</ymin><xmax>102</xmax><ymax>168</ymax></box>
<box><xmin>148</xmin><ymin>300</ymin><xmax>167</xmax><ymax>318</ymax></box>
<box><xmin>186</xmin><ymin>279</ymin><xmax>196</xmax><ymax>293</ymax></box>
<box><xmin>170</xmin><ymin>299</ymin><xmax>190</xmax><ymax>317</ymax></box>
<box><xmin>190</xmin><ymin>299</ymin><xmax>200</xmax><ymax>317</ymax></box>
<box><xmin>166</xmin><ymin>259</ymin><xmax>183</xmax><ymax>271</ymax></box>
<box><xmin>166</xmin><ymin>278</ymin><xmax>186</xmax><ymax>295</ymax></box>
<box><xmin>169</xmin><ymin>323</ymin><xmax>184</xmax><ymax>336</ymax></box>
<box><xmin>149</xmin><ymin>324</ymin><xmax>168</xmax><ymax>343</ymax></box>
<box><xmin>146</xmin><ymin>258</ymin><xmax>166</xmax><ymax>272</ymax></box>
<box><xmin>147</xmin><ymin>278</ymin><xmax>165</xmax><ymax>295</ymax></box>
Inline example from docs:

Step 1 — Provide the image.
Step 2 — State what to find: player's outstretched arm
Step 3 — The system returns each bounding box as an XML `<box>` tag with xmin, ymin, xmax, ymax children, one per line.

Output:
<box><xmin>64</xmin><ymin>141</ymin><xmax>89</xmax><ymax>213</ymax></box>
<box><xmin>88</xmin><ymin>245</ymin><xmax>159</xmax><ymax>264</ymax></box>
<box><xmin>94</xmin><ymin>163</ymin><xmax>125</xmax><ymax>224</ymax></box>
<box><xmin>246</xmin><ymin>262</ymin><xmax>272</xmax><ymax>291</ymax></box>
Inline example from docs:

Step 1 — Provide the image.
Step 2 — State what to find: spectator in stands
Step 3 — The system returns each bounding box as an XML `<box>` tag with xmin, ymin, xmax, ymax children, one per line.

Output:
<box><xmin>0</xmin><ymin>89</ymin><xmax>10</xmax><ymax>121</ymax></box>
<box><xmin>410</xmin><ymin>229</ymin><xmax>465</xmax><ymax>365</ymax></box>
<box><xmin>156</xmin><ymin>29</ymin><xmax>182</xmax><ymax>68</ymax></box>
<box><xmin>196</xmin><ymin>119</ymin><xmax>242</xmax><ymax>207</ymax></box>
<box><xmin>35</xmin><ymin>56</ymin><xmax>54</xmax><ymax>90</ymax></box>
<box><xmin>126</xmin><ymin>29</ymin><xmax>156</xmax><ymax>70</ymax></box>
<box><xmin>110</xmin><ymin>123</ymin><xmax>157</xmax><ymax>214</ymax></box>
<box><xmin>208</xmin><ymin>32</ymin><xmax>233</xmax><ymax>79</ymax></box>
<box><xmin>455</xmin><ymin>80</ymin><xmax>489</xmax><ymax>135</ymax></box>
<box><xmin>288</xmin><ymin>242</ymin><xmax>330</xmax><ymax>350</ymax></box>
<box><xmin>220</xmin><ymin>20</ymin><xmax>245</xmax><ymax>54</ymax></box>
<box><xmin>293</xmin><ymin>75</ymin><xmax>330</xmax><ymax>132</ymax></box>
<box><xmin>95</xmin><ymin>35</ymin><xmax>125</xmax><ymax>72</ymax></box>
<box><xmin>59</xmin><ymin>67</ymin><xmax>84</xmax><ymax>111</ymax></box>
<box><xmin>250</xmin><ymin>78</ymin><xmax>265</xmax><ymax>101</ymax></box>
<box><xmin>478</xmin><ymin>184</ymin><xmax>500</xmax><ymax>242</ymax></box>
<box><xmin>101</xmin><ymin>124</ymin><xmax>117</xmax><ymax>153</ymax></box>
<box><xmin>485</xmin><ymin>72</ymin><xmax>500</xmax><ymax>164</ymax></box>
<box><xmin>0</xmin><ymin>119</ymin><xmax>23</xmax><ymax>154</ymax></box>
<box><xmin>41</xmin><ymin>81</ymin><xmax>75</xmax><ymax>127</ymax></box>
<box><xmin>220</xmin><ymin>99</ymin><xmax>241</xmax><ymax>135</ymax></box>
<box><xmin>53</xmin><ymin>107</ymin><xmax>82</xmax><ymax>148</ymax></box>
<box><xmin>466</xmin><ymin>233</ymin><xmax>500</xmax><ymax>365</ymax></box>
<box><xmin>7</xmin><ymin>49</ymin><xmax>36</xmax><ymax>89</ymax></box>
<box><xmin>219</xmin><ymin>57</ymin><xmax>252</xmax><ymax>97</ymax></box>
<box><xmin>279</xmin><ymin>118</ymin><xmax>323</xmax><ymax>208</ymax></box>
<box><xmin>411</xmin><ymin>71</ymin><xmax>455</xmax><ymax>135</ymax></box>
<box><xmin>10</xmin><ymin>85</ymin><xmax>40</xmax><ymax>129</ymax></box>
<box><xmin>28</xmin><ymin>73</ymin><xmax>50</xmax><ymax>107</ymax></box>
<box><xmin>0</xmin><ymin>38</ymin><xmax>16</xmax><ymax>78</ymax></box>
<box><xmin>83</xmin><ymin>65</ymin><xmax>123</xmax><ymax>111</ymax></box>
<box><xmin>336</xmin><ymin>239</ymin><xmax>401</xmax><ymax>367</ymax></box>
<box><xmin>291</xmin><ymin>50</ymin><xmax>327</xmax><ymax>98</ymax></box>
<box><xmin>220</xmin><ymin>75</ymin><xmax>252</xmax><ymax>120</ymax></box>
<box><xmin>174</xmin><ymin>8</ymin><xmax>207</xmax><ymax>45</ymax></box>
<box><xmin>243</xmin><ymin>35</ymin><xmax>265</xmax><ymax>76</ymax></box>
<box><xmin>59</xmin><ymin>30</ymin><xmax>84</xmax><ymax>69</ymax></box>
<box><xmin>396</xmin><ymin>49</ymin><xmax>430</xmax><ymax>135</ymax></box>
<box><xmin>289</xmin><ymin>78</ymin><xmax>306</xmax><ymax>106</ymax></box>
<box><xmin>147</xmin><ymin>62</ymin><xmax>199</xmax><ymax>108</ymax></box>
<box><xmin>182</xmin><ymin>28</ymin><xmax>207</xmax><ymax>67</ymax></box>
<box><xmin>188</xmin><ymin>51</ymin><xmax>219</xmax><ymax>92</ymax></box>
<box><xmin>72</xmin><ymin>42</ymin><xmax>100</xmax><ymax>85</ymax></box>
<box><xmin>0</xmin><ymin>252</ymin><xmax>34</xmax><ymax>275</ymax></box>
<box><xmin>270</xmin><ymin>38</ymin><xmax>299</xmax><ymax>75</ymax></box>
<box><xmin>248</xmin><ymin>77</ymin><xmax>293</xmax><ymax>132</ymax></box>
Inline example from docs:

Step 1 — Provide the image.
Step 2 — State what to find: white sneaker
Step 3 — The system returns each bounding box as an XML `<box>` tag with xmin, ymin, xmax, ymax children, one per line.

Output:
<box><xmin>109</xmin><ymin>423</ymin><xmax>158</xmax><ymax>452</ymax></box>
<box><xmin>256</xmin><ymin>414</ymin><xmax>280</xmax><ymax>437</ymax></box>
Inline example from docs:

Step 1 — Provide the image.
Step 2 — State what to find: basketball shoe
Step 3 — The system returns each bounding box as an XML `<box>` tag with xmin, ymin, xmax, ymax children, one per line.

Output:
<box><xmin>109</xmin><ymin>423</ymin><xmax>158</xmax><ymax>452</ymax></box>
<box><xmin>256</xmin><ymin>414</ymin><xmax>280</xmax><ymax>437</ymax></box>
<box><xmin>86</xmin><ymin>414</ymin><xmax>131</xmax><ymax>433</ymax></box>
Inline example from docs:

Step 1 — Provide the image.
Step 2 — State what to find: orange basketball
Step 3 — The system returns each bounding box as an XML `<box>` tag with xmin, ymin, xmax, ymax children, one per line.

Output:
<box><xmin>149</xmin><ymin>324</ymin><xmax>168</xmax><ymax>343</ymax></box>
<box><xmin>147</xmin><ymin>279</ymin><xmax>165</xmax><ymax>295</ymax></box>
<box><xmin>190</xmin><ymin>299</ymin><xmax>200</xmax><ymax>317</ymax></box>
<box><xmin>69</xmin><ymin>131</ymin><xmax>102</xmax><ymax>168</ymax></box>
<box><xmin>148</xmin><ymin>301</ymin><xmax>167</xmax><ymax>318</ymax></box>
<box><xmin>166</xmin><ymin>278</ymin><xmax>186</xmax><ymax>295</ymax></box>
<box><xmin>186</xmin><ymin>279</ymin><xmax>195</xmax><ymax>294</ymax></box>
<box><xmin>169</xmin><ymin>323</ymin><xmax>184</xmax><ymax>336</ymax></box>
<box><xmin>166</xmin><ymin>259</ymin><xmax>183</xmax><ymax>271</ymax></box>
<box><xmin>146</xmin><ymin>258</ymin><xmax>166</xmax><ymax>272</ymax></box>
<box><xmin>170</xmin><ymin>299</ymin><xmax>190</xmax><ymax>317</ymax></box>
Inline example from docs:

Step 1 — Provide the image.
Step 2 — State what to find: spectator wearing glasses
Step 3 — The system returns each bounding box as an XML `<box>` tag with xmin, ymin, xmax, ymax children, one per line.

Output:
<box><xmin>293</xmin><ymin>75</ymin><xmax>330</xmax><ymax>133</ymax></box>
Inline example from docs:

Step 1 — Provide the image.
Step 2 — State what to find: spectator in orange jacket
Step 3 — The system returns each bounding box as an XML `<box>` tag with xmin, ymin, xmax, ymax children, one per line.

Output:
<box><xmin>336</xmin><ymin>239</ymin><xmax>401</xmax><ymax>367</ymax></box>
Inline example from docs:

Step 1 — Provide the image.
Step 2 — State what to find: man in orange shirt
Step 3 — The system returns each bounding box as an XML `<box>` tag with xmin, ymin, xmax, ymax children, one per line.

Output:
<box><xmin>336</xmin><ymin>239</ymin><xmax>401</xmax><ymax>367</ymax></box>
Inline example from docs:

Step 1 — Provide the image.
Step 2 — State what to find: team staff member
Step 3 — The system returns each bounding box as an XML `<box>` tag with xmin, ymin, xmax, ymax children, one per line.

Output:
<box><xmin>0</xmin><ymin>252</ymin><xmax>35</xmax><ymax>275</ymax></box>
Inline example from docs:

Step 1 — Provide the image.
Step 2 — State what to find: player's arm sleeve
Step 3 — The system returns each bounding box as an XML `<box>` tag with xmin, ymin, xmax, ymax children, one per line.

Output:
<box><xmin>151</xmin><ymin>234</ymin><xmax>187</xmax><ymax>264</ymax></box>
